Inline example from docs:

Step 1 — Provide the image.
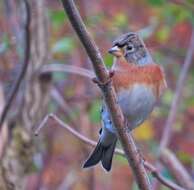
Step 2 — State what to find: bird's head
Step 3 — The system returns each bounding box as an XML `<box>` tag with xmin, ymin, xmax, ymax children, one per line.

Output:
<box><xmin>108</xmin><ymin>32</ymin><xmax>151</xmax><ymax>65</ymax></box>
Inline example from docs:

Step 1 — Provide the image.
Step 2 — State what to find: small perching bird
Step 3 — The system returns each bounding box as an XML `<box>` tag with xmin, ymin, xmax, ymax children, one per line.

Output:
<box><xmin>83</xmin><ymin>32</ymin><xmax>167</xmax><ymax>171</ymax></box>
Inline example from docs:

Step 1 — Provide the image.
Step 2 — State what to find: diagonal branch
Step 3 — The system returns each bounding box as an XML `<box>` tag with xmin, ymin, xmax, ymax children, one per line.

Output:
<box><xmin>0</xmin><ymin>0</ymin><xmax>31</xmax><ymax>130</ymax></box>
<box><xmin>35</xmin><ymin>113</ymin><xmax>186</xmax><ymax>190</ymax></box>
<box><xmin>59</xmin><ymin>0</ymin><xmax>151</xmax><ymax>189</ymax></box>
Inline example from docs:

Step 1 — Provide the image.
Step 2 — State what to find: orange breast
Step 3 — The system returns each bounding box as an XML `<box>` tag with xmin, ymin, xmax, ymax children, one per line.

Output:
<box><xmin>112</xmin><ymin>61</ymin><xmax>167</xmax><ymax>98</ymax></box>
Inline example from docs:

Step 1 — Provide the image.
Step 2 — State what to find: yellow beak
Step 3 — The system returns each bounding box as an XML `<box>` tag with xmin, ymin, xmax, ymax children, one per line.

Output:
<box><xmin>108</xmin><ymin>45</ymin><xmax>123</xmax><ymax>57</ymax></box>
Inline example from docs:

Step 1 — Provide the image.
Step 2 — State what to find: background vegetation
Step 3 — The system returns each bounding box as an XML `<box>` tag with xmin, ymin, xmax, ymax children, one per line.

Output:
<box><xmin>0</xmin><ymin>0</ymin><xmax>194</xmax><ymax>189</ymax></box>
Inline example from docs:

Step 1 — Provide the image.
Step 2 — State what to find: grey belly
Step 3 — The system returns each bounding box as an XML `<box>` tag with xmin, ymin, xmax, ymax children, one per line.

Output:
<box><xmin>117</xmin><ymin>84</ymin><xmax>156</xmax><ymax>130</ymax></box>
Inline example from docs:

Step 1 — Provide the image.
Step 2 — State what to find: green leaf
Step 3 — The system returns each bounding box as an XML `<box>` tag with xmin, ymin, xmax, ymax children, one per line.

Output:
<box><xmin>177</xmin><ymin>151</ymin><xmax>192</xmax><ymax>164</ymax></box>
<box><xmin>89</xmin><ymin>100</ymin><xmax>101</xmax><ymax>123</ymax></box>
<box><xmin>113</xmin><ymin>13</ymin><xmax>128</xmax><ymax>28</ymax></box>
<box><xmin>0</xmin><ymin>34</ymin><xmax>9</xmax><ymax>54</ymax></box>
<box><xmin>104</xmin><ymin>54</ymin><xmax>114</xmax><ymax>68</ymax></box>
<box><xmin>52</xmin><ymin>37</ymin><xmax>75</xmax><ymax>54</ymax></box>
<box><xmin>156</xmin><ymin>26</ymin><xmax>170</xmax><ymax>42</ymax></box>
<box><xmin>115</xmin><ymin>154</ymin><xmax>127</xmax><ymax>164</ymax></box>
<box><xmin>169</xmin><ymin>4</ymin><xmax>191</xmax><ymax>23</ymax></box>
<box><xmin>162</xmin><ymin>89</ymin><xmax>173</xmax><ymax>105</ymax></box>
<box><xmin>148</xmin><ymin>0</ymin><xmax>166</xmax><ymax>6</ymax></box>
<box><xmin>48</xmin><ymin>10</ymin><xmax>67</xmax><ymax>27</ymax></box>
<box><xmin>161</xmin><ymin>4</ymin><xmax>193</xmax><ymax>25</ymax></box>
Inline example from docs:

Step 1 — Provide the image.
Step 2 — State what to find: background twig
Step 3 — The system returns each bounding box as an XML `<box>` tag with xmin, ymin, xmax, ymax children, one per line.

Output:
<box><xmin>35</xmin><ymin>113</ymin><xmax>186</xmax><ymax>190</ymax></box>
<box><xmin>160</xmin><ymin>149</ymin><xmax>194</xmax><ymax>190</ymax></box>
<box><xmin>40</xmin><ymin>63</ymin><xmax>95</xmax><ymax>79</ymax></box>
<box><xmin>0</xmin><ymin>0</ymin><xmax>31</xmax><ymax>130</ymax></box>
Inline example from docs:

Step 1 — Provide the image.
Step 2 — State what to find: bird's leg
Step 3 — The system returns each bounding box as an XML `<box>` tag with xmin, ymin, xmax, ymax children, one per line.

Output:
<box><xmin>92</xmin><ymin>70</ymin><xmax>115</xmax><ymax>89</ymax></box>
<box><xmin>109</xmin><ymin>69</ymin><xmax>115</xmax><ymax>78</ymax></box>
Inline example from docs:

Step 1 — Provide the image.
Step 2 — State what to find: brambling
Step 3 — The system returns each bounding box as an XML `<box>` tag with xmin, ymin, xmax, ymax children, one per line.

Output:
<box><xmin>83</xmin><ymin>32</ymin><xmax>167</xmax><ymax>171</ymax></box>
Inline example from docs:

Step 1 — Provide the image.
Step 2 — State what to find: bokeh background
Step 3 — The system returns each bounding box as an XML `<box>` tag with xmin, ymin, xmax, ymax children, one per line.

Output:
<box><xmin>0</xmin><ymin>0</ymin><xmax>194</xmax><ymax>189</ymax></box>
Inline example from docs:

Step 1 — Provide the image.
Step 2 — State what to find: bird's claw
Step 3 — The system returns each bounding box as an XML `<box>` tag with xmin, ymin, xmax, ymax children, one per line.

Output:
<box><xmin>92</xmin><ymin>70</ymin><xmax>114</xmax><ymax>88</ymax></box>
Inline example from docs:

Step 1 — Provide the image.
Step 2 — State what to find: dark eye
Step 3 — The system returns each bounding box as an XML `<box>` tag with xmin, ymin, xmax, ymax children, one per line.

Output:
<box><xmin>126</xmin><ymin>45</ymin><xmax>134</xmax><ymax>52</ymax></box>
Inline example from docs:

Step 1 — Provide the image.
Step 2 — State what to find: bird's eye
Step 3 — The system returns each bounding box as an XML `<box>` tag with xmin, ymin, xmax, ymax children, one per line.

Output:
<box><xmin>126</xmin><ymin>45</ymin><xmax>134</xmax><ymax>52</ymax></box>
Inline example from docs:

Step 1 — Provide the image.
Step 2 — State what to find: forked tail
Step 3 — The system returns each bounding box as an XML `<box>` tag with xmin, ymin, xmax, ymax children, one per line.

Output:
<box><xmin>83</xmin><ymin>139</ymin><xmax>116</xmax><ymax>171</ymax></box>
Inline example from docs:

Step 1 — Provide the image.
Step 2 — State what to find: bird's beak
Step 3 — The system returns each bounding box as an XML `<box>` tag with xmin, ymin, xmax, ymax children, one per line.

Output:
<box><xmin>108</xmin><ymin>45</ymin><xmax>122</xmax><ymax>57</ymax></box>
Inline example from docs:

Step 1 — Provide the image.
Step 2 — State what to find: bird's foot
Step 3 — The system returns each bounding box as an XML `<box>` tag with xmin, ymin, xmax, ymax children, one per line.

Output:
<box><xmin>92</xmin><ymin>70</ymin><xmax>114</xmax><ymax>89</ymax></box>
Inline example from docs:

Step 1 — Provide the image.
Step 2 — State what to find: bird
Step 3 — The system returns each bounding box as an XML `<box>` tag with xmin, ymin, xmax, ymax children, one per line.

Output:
<box><xmin>83</xmin><ymin>32</ymin><xmax>167</xmax><ymax>171</ymax></box>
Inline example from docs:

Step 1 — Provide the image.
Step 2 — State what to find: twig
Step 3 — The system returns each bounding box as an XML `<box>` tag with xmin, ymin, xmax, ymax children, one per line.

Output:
<box><xmin>50</xmin><ymin>88</ymin><xmax>78</xmax><ymax>127</ymax></box>
<box><xmin>60</xmin><ymin>0</ymin><xmax>151</xmax><ymax>189</ymax></box>
<box><xmin>35</xmin><ymin>113</ymin><xmax>186</xmax><ymax>190</ymax></box>
<box><xmin>0</xmin><ymin>0</ymin><xmax>31</xmax><ymax>130</ymax></box>
<box><xmin>34</xmin><ymin>113</ymin><xmax>96</xmax><ymax>146</ymax></box>
<box><xmin>146</xmin><ymin>163</ymin><xmax>185</xmax><ymax>190</ymax></box>
<box><xmin>160</xmin><ymin>28</ymin><xmax>194</xmax><ymax>150</ymax></box>
<box><xmin>160</xmin><ymin>149</ymin><xmax>194</xmax><ymax>190</ymax></box>
<box><xmin>0</xmin><ymin>83</ymin><xmax>8</xmax><ymax>159</ymax></box>
<box><xmin>40</xmin><ymin>63</ymin><xmax>95</xmax><ymax>79</ymax></box>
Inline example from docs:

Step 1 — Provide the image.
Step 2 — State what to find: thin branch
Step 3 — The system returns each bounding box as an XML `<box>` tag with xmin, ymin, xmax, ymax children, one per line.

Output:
<box><xmin>160</xmin><ymin>28</ymin><xmax>194</xmax><ymax>150</ymax></box>
<box><xmin>160</xmin><ymin>149</ymin><xmax>194</xmax><ymax>190</ymax></box>
<box><xmin>0</xmin><ymin>0</ymin><xmax>31</xmax><ymax>130</ymax></box>
<box><xmin>40</xmin><ymin>63</ymin><xmax>95</xmax><ymax>79</ymax></box>
<box><xmin>34</xmin><ymin>113</ymin><xmax>96</xmax><ymax>146</ymax></box>
<box><xmin>148</xmin><ymin>165</ymin><xmax>185</xmax><ymax>190</ymax></box>
<box><xmin>60</xmin><ymin>0</ymin><xmax>151</xmax><ymax>189</ymax></box>
<box><xmin>35</xmin><ymin>113</ymin><xmax>186</xmax><ymax>190</ymax></box>
<box><xmin>0</xmin><ymin>83</ymin><xmax>8</xmax><ymax>159</ymax></box>
<box><xmin>50</xmin><ymin>88</ymin><xmax>78</xmax><ymax>127</ymax></box>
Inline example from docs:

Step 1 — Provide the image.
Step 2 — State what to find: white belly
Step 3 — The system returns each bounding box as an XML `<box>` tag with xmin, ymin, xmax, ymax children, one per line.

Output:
<box><xmin>117</xmin><ymin>84</ymin><xmax>156</xmax><ymax>129</ymax></box>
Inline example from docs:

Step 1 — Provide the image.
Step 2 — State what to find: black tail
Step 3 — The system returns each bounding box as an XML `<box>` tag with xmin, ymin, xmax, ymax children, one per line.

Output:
<box><xmin>83</xmin><ymin>140</ymin><xmax>116</xmax><ymax>171</ymax></box>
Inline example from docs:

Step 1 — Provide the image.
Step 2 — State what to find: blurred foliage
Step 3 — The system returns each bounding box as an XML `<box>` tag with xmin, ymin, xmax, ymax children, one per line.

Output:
<box><xmin>177</xmin><ymin>151</ymin><xmax>193</xmax><ymax>164</ymax></box>
<box><xmin>104</xmin><ymin>53</ymin><xmax>114</xmax><ymax>68</ymax></box>
<box><xmin>133</xmin><ymin>120</ymin><xmax>154</xmax><ymax>141</ymax></box>
<box><xmin>48</xmin><ymin>9</ymin><xmax>68</xmax><ymax>28</ymax></box>
<box><xmin>89</xmin><ymin>99</ymin><xmax>101</xmax><ymax>123</ymax></box>
<box><xmin>52</xmin><ymin>37</ymin><xmax>75</xmax><ymax>54</ymax></box>
<box><xmin>0</xmin><ymin>34</ymin><xmax>9</xmax><ymax>54</ymax></box>
<box><xmin>1</xmin><ymin>0</ymin><xmax>194</xmax><ymax>189</ymax></box>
